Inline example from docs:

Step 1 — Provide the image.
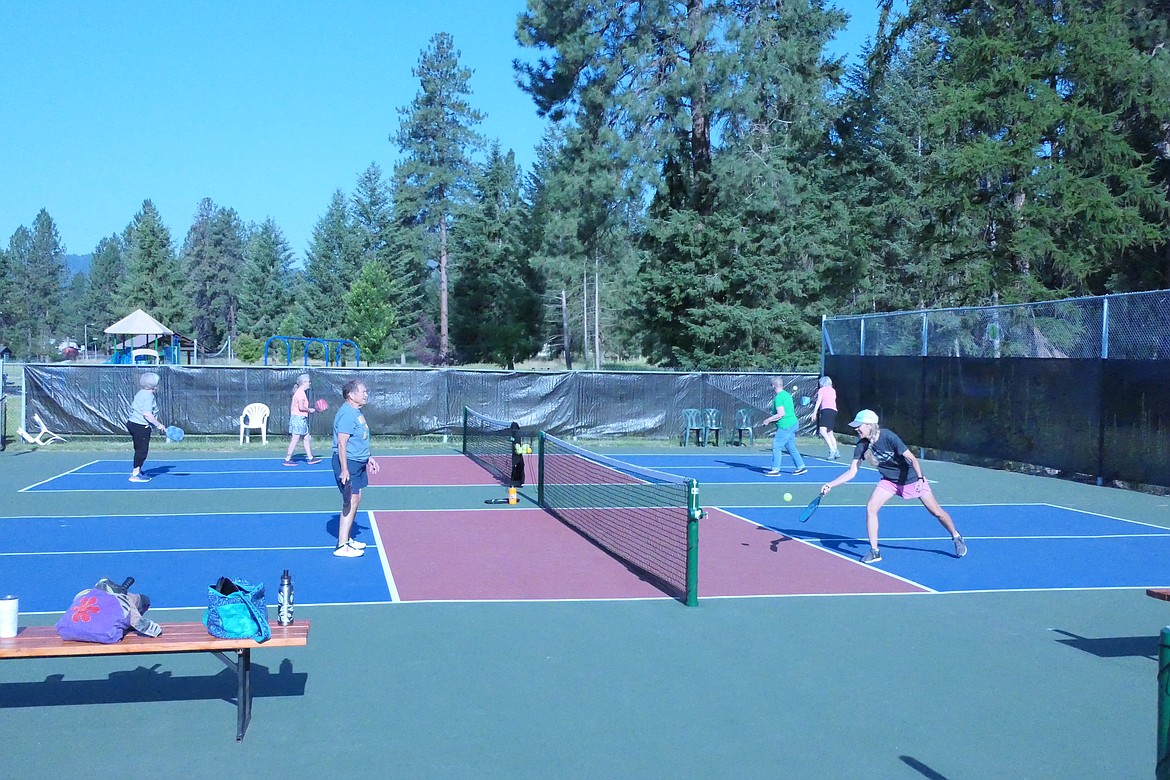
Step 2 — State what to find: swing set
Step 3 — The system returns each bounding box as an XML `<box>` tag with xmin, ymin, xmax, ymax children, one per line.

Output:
<box><xmin>263</xmin><ymin>336</ymin><xmax>361</xmax><ymax>367</ymax></box>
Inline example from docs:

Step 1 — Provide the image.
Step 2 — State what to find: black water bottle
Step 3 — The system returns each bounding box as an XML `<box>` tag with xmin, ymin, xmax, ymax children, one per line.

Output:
<box><xmin>277</xmin><ymin>569</ymin><xmax>294</xmax><ymax>626</ymax></box>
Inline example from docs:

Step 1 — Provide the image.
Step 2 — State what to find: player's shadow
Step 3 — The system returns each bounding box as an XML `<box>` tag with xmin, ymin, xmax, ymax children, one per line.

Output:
<box><xmin>324</xmin><ymin>514</ymin><xmax>371</xmax><ymax>546</ymax></box>
<box><xmin>0</xmin><ymin>658</ymin><xmax>307</xmax><ymax>708</ymax></box>
<box><xmin>1050</xmin><ymin>628</ymin><xmax>1158</xmax><ymax>659</ymax></box>
<box><xmin>143</xmin><ymin>465</ymin><xmax>177</xmax><ymax>477</ymax></box>
<box><xmin>715</xmin><ymin>460</ymin><xmax>776</xmax><ymax>475</ymax></box>
<box><xmin>757</xmin><ymin>525</ymin><xmax>958</xmax><ymax>559</ymax></box>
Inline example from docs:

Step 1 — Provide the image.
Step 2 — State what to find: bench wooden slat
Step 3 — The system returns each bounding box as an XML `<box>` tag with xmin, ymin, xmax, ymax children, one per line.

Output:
<box><xmin>1147</xmin><ymin>589</ymin><xmax>1170</xmax><ymax>603</ymax></box>
<box><xmin>0</xmin><ymin>621</ymin><xmax>309</xmax><ymax>659</ymax></box>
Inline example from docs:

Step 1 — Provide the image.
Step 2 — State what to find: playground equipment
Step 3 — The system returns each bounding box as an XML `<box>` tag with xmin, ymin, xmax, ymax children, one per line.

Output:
<box><xmin>263</xmin><ymin>336</ymin><xmax>360</xmax><ymax>367</ymax></box>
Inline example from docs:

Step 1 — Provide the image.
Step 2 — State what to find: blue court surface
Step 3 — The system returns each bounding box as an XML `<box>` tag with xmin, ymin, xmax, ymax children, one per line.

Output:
<box><xmin>0</xmin><ymin>511</ymin><xmax>394</xmax><ymax>612</ymax></box>
<box><xmin>724</xmin><ymin>502</ymin><xmax>1170</xmax><ymax>592</ymax></box>
<box><xmin>21</xmin><ymin>458</ymin><xmax>338</xmax><ymax>492</ymax></box>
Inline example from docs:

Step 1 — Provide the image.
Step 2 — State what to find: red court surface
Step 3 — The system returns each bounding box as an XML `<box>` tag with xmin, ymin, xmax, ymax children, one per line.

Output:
<box><xmin>367</xmin><ymin>454</ymin><xmax>501</xmax><ymax>486</ymax></box>
<box><xmin>374</xmin><ymin>506</ymin><xmax>925</xmax><ymax>602</ymax></box>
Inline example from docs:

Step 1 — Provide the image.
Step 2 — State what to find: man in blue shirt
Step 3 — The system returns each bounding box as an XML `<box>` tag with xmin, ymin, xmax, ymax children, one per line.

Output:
<box><xmin>331</xmin><ymin>379</ymin><xmax>380</xmax><ymax>558</ymax></box>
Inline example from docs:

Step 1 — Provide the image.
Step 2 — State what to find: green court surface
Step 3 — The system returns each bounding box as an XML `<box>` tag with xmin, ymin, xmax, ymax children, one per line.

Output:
<box><xmin>1</xmin><ymin>440</ymin><xmax>1168</xmax><ymax>779</ymax></box>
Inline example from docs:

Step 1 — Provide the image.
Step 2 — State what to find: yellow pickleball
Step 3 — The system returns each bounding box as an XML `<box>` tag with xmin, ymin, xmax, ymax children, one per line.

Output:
<box><xmin>783</xmin><ymin>493</ymin><xmax>793</xmax><ymax>502</ymax></box>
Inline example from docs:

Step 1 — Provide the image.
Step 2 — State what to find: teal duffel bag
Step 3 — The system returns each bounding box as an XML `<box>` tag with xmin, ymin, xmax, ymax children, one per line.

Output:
<box><xmin>203</xmin><ymin>577</ymin><xmax>271</xmax><ymax>642</ymax></box>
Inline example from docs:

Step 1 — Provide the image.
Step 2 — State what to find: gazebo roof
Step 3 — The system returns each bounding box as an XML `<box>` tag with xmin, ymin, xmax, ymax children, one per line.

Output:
<box><xmin>104</xmin><ymin>309</ymin><xmax>173</xmax><ymax>336</ymax></box>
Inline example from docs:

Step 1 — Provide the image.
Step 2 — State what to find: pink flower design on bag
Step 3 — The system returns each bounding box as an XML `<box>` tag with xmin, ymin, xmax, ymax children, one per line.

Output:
<box><xmin>70</xmin><ymin>595</ymin><xmax>101</xmax><ymax>623</ymax></box>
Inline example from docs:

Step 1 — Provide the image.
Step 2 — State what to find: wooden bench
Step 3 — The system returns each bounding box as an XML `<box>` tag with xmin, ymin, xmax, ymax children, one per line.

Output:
<box><xmin>0</xmin><ymin>621</ymin><xmax>310</xmax><ymax>740</ymax></box>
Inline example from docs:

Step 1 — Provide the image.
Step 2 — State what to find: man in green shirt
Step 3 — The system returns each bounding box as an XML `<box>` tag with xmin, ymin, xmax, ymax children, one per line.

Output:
<box><xmin>762</xmin><ymin>376</ymin><xmax>807</xmax><ymax>476</ymax></box>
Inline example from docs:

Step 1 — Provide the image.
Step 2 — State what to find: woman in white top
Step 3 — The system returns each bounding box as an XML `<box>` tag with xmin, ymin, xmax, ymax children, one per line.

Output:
<box><xmin>126</xmin><ymin>372</ymin><xmax>168</xmax><ymax>483</ymax></box>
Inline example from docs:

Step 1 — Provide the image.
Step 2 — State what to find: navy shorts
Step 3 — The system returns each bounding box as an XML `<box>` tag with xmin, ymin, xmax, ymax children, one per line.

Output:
<box><xmin>818</xmin><ymin>409</ymin><xmax>837</xmax><ymax>430</ymax></box>
<box><xmin>332</xmin><ymin>454</ymin><xmax>369</xmax><ymax>493</ymax></box>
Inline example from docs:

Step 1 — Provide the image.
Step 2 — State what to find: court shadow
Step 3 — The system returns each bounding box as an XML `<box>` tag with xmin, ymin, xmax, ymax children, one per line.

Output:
<box><xmin>0</xmin><ymin>658</ymin><xmax>307</xmax><ymax>708</ymax></box>
<box><xmin>755</xmin><ymin>525</ymin><xmax>957</xmax><ymax>559</ymax></box>
<box><xmin>1050</xmin><ymin>628</ymin><xmax>1158</xmax><ymax>659</ymax></box>
<box><xmin>900</xmin><ymin>756</ymin><xmax>951</xmax><ymax>780</ymax></box>
<box><xmin>143</xmin><ymin>465</ymin><xmax>177</xmax><ymax>477</ymax></box>
<box><xmin>715</xmin><ymin>460</ymin><xmax>772</xmax><ymax>475</ymax></box>
<box><xmin>324</xmin><ymin>514</ymin><xmax>370</xmax><ymax>545</ymax></box>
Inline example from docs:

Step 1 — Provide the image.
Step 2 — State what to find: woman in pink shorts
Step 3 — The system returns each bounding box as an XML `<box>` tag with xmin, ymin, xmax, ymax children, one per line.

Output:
<box><xmin>819</xmin><ymin>409</ymin><xmax>966</xmax><ymax>564</ymax></box>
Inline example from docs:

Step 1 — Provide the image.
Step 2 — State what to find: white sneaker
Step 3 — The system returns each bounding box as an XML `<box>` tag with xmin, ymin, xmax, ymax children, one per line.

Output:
<box><xmin>346</xmin><ymin>538</ymin><xmax>367</xmax><ymax>550</ymax></box>
<box><xmin>128</xmin><ymin>474</ymin><xmax>151</xmax><ymax>483</ymax></box>
<box><xmin>333</xmin><ymin>543</ymin><xmax>364</xmax><ymax>558</ymax></box>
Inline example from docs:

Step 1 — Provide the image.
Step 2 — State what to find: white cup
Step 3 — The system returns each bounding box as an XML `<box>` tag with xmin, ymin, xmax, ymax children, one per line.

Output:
<box><xmin>0</xmin><ymin>595</ymin><xmax>17</xmax><ymax>638</ymax></box>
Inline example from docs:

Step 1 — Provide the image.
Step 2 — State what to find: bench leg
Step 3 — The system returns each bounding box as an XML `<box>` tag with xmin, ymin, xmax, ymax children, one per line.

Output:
<box><xmin>212</xmin><ymin>648</ymin><xmax>253</xmax><ymax>741</ymax></box>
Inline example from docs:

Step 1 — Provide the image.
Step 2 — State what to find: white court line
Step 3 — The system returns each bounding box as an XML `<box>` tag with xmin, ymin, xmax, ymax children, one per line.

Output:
<box><xmin>0</xmin><ymin>545</ymin><xmax>339</xmax><ymax>556</ymax></box>
<box><xmin>0</xmin><ymin>509</ymin><xmax>342</xmax><ymax>521</ymax></box>
<box><xmin>18</xmin><ymin>459</ymin><xmax>100</xmax><ymax>493</ymax></box>
<box><xmin>368</xmin><ymin>509</ymin><xmax>400</xmax><ymax>602</ymax></box>
<box><xmin>22</xmin><ymin>484</ymin><xmax>340</xmax><ymax>493</ymax></box>
<box><xmin>712</xmin><ymin>507</ymin><xmax>937</xmax><ymax>593</ymax></box>
<box><xmin>1037</xmin><ymin>502</ymin><xmax>1170</xmax><ymax>532</ymax></box>
<box><xmin>794</xmin><ymin>533</ymin><xmax>1170</xmax><ymax>542</ymax></box>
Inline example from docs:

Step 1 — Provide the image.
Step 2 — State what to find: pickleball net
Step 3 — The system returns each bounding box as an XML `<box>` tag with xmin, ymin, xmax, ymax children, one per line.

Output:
<box><xmin>537</xmin><ymin>432</ymin><xmax>702</xmax><ymax>605</ymax></box>
<box><xmin>462</xmin><ymin>407</ymin><xmax>517</xmax><ymax>485</ymax></box>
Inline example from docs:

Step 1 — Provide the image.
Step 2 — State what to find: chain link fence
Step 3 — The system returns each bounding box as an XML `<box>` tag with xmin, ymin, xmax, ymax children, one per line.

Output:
<box><xmin>824</xmin><ymin>289</ymin><xmax>1170</xmax><ymax>360</ymax></box>
<box><xmin>821</xmin><ymin>289</ymin><xmax>1170</xmax><ymax>489</ymax></box>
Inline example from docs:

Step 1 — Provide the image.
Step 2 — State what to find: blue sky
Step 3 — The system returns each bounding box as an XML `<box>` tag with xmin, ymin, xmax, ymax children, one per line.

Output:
<box><xmin>1</xmin><ymin>1</ymin><xmax>886</xmax><ymax>265</ymax></box>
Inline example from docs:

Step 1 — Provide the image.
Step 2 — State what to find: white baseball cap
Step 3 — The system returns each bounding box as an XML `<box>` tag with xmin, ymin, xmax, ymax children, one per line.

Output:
<box><xmin>849</xmin><ymin>409</ymin><xmax>879</xmax><ymax>427</ymax></box>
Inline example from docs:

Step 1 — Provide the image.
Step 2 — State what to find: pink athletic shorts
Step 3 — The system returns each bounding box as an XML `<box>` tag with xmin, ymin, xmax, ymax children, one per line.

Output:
<box><xmin>876</xmin><ymin>477</ymin><xmax>932</xmax><ymax>499</ymax></box>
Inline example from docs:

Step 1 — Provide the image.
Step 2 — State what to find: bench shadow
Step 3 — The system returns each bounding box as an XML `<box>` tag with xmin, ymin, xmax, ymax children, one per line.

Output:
<box><xmin>900</xmin><ymin>755</ymin><xmax>951</xmax><ymax>780</ymax></box>
<box><xmin>0</xmin><ymin>658</ymin><xmax>307</xmax><ymax>708</ymax></box>
<box><xmin>1050</xmin><ymin>628</ymin><xmax>1158</xmax><ymax>659</ymax></box>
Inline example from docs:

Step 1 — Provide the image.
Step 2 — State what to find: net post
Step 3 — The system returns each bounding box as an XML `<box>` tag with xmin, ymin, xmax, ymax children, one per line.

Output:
<box><xmin>537</xmin><ymin>432</ymin><xmax>545</xmax><ymax>507</ymax></box>
<box><xmin>1159</xmin><ymin>626</ymin><xmax>1170</xmax><ymax>780</ymax></box>
<box><xmin>685</xmin><ymin>478</ymin><xmax>701</xmax><ymax>607</ymax></box>
<box><xmin>461</xmin><ymin>407</ymin><xmax>468</xmax><ymax>455</ymax></box>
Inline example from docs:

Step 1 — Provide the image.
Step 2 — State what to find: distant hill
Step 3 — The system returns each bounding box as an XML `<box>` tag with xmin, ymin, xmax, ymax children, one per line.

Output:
<box><xmin>64</xmin><ymin>253</ymin><xmax>91</xmax><ymax>276</ymax></box>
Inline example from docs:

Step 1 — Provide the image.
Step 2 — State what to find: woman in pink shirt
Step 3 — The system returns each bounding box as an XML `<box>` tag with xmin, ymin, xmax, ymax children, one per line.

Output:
<box><xmin>284</xmin><ymin>373</ymin><xmax>321</xmax><ymax>466</ymax></box>
<box><xmin>810</xmin><ymin>375</ymin><xmax>840</xmax><ymax>460</ymax></box>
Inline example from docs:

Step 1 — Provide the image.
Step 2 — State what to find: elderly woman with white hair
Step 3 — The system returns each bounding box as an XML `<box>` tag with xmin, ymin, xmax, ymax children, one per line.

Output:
<box><xmin>126</xmin><ymin>371</ymin><xmax>168</xmax><ymax>483</ymax></box>
<box><xmin>810</xmin><ymin>375</ymin><xmax>840</xmax><ymax>460</ymax></box>
<box><xmin>284</xmin><ymin>373</ymin><xmax>321</xmax><ymax>466</ymax></box>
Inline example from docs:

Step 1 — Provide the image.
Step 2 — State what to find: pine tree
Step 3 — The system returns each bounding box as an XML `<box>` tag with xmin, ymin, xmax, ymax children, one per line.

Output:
<box><xmin>121</xmin><ymin>200</ymin><xmax>189</xmax><ymax>330</ymax></box>
<box><xmin>19</xmin><ymin>210</ymin><xmax>70</xmax><ymax>356</ymax></box>
<box><xmin>237</xmin><ymin>219</ymin><xmax>293</xmax><ymax>338</ymax></box>
<box><xmin>393</xmin><ymin>32</ymin><xmax>485</xmax><ymax>363</ymax></box>
<box><xmin>352</xmin><ymin>163</ymin><xmax>419</xmax><ymax>351</ymax></box>
<box><xmin>451</xmin><ymin>144</ymin><xmax>543</xmax><ymax>367</ymax></box>
<box><xmin>342</xmin><ymin>259</ymin><xmax>400</xmax><ymax>363</ymax></box>
<box><xmin>184</xmin><ymin>198</ymin><xmax>246</xmax><ymax>349</ymax></box>
<box><xmin>303</xmin><ymin>190</ymin><xmax>361</xmax><ymax>339</ymax></box>
<box><xmin>84</xmin><ymin>235</ymin><xmax>126</xmax><ymax>344</ymax></box>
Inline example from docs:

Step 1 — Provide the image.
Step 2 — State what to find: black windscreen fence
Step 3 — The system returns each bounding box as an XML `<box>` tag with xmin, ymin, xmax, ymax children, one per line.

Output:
<box><xmin>825</xmin><ymin>355</ymin><xmax>1170</xmax><ymax>488</ymax></box>
<box><xmin>20</xmin><ymin>365</ymin><xmax>822</xmax><ymax>443</ymax></box>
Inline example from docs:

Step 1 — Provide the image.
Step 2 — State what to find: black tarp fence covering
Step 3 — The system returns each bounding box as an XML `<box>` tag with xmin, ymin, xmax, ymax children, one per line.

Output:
<box><xmin>825</xmin><ymin>355</ymin><xmax>1170</xmax><ymax>489</ymax></box>
<box><xmin>22</xmin><ymin>365</ymin><xmax>821</xmax><ymax>441</ymax></box>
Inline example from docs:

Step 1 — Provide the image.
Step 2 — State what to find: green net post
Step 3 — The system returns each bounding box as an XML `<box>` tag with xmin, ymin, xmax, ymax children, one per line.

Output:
<box><xmin>461</xmin><ymin>407</ymin><xmax>468</xmax><ymax>455</ymax></box>
<box><xmin>1159</xmin><ymin>626</ymin><xmax>1170</xmax><ymax>780</ymax></box>
<box><xmin>685</xmin><ymin>478</ymin><xmax>702</xmax><ymax>607</ymax></box>
<box><xmin>537</xmin><ymin>432</ymin><xmax>545</xmax><ymax>507</ymax></box>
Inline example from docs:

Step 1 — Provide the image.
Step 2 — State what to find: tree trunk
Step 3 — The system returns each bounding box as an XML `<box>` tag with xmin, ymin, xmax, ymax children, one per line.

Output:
<box><xmin>560</xmin><ymin>289</ymin><xmax>573</xmax><ymax>370</ymax></box>
<box><xmin>439</xmin><ymin>216</ymin><xmax>449</xmax><ymax>363</ymax></box>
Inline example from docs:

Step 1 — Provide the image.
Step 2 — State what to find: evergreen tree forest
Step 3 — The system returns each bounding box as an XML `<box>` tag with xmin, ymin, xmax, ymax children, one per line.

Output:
<box><xmin>1</xmin><ymin>1</ymin><xmax>1166</xmax><ymax>370</ymax></box>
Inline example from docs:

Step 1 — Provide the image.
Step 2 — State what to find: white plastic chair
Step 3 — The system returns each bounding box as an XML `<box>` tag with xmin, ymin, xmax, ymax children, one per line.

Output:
<box><xmin>17</xmin><ymin>413</ymin><xmax>66</xmax><ymax>446</ymax></box>
<box><xmin>239</xmin><ymin>403</ymin><xmax>270</xmax><ymax>444</ymax></box>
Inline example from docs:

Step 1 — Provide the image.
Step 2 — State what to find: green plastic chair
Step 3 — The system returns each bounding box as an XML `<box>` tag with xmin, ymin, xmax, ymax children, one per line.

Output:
<box><xmin>734</xmin><ymin>408</ymin><xmax>754</xmax><ymax>447</ymax></box>
<box><xmin>703</xmin><ymin>408</ymin><xmax>723</xmax><ymax>447</ymax></box>
<box><xmin>681</xmin><ymin>408</ymin><xmax>705</xmax><ymax>446</ymax></box>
